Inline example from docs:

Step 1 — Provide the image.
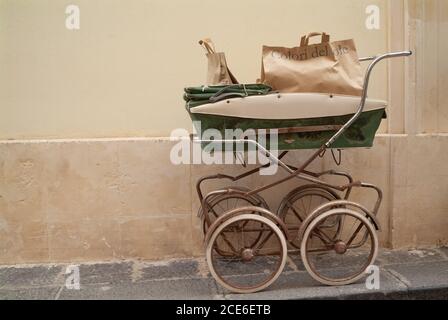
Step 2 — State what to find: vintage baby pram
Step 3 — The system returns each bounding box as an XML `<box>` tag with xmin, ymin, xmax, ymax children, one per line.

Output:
<box><xmin>185</xmin><ymin>51</ymin><xmax>412</xmax><ymax>293</ymax></box>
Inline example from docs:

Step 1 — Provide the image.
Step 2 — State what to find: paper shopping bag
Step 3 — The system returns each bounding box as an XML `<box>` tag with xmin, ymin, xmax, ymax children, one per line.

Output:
<box><xmin>260</xmin><ymin>32</ymin><xmax>363</xmax><ymax>96</ymax></box>
<box><xmin>199</xmin><ymin>38</ymin><xmax>238</xmax><ymax>86</ymax></box>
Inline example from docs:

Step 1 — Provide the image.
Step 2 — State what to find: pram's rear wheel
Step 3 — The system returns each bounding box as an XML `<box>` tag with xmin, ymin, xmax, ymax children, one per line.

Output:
<box><xmin>200</xmin><ymin>187</ymin><xmax>268</xmax><ymax>235</ymax></box>
<box><xmin>301</xmin><ymin>208</ymin><xmax>378</xmax><ymax>286</ymax></box>
<box><xmin>206</xmin><ymin>211</ymin><xmax>287</xmax><ymax>294</ymax></box>
<box><xmin>277</xmin><ymin>185</ymin><xmax>340</xmax><ymax>249</ymax></box>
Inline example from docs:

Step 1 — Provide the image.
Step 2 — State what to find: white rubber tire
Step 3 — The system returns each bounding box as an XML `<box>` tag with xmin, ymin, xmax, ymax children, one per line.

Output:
<box><xmin>206</xmin><ymin>213</ymin><xmax>288</xmax><ymax>294</ymax></box>
<box><xmin>300</xmin><ymin>208</ymin><xmax>378</xmax><ymax>286</ymax></box>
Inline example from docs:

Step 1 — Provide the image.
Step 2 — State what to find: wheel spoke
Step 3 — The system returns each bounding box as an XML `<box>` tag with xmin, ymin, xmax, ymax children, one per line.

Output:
<box><xmin>310</xmin><ymin>228</ymin><xmax>333</xmax><ymax>246</ymax></box>
<box><xmin>234</xmin><ymin>198</ymin><xmax>240</xmax><ymax>209</ymax></box>
<box><xmin>289</xmin><ymin>203</ymin><xmax>305</xmax><ymax>222</ymax></box>
<box><xmin>299</xmin><ymin>197</ymin><xmax>307</xmax><ymax>214</ymax></box>
<box><xmin>216</xmin><ymin>231</ymin><xmax>238</xmax><ymax>254</ymax></box>
<box><xmin>253</xmin><ymin>230</ymin><xmax>274</xmax><ymax>252</ymax></box>
<box><xmin>216</xmin><ymin>203</ymin><xmax>226</xmax><ymax>215</ymax></box>
<box><xmin>346</xmin><ymin>222</ymin><xmax>366</xmax><ymax>247</ymax></box>
<box><xmin>307</xmin><ymin>195</ymin><xmax>313</xmax><ymax>214</ymax></box>
<box><xmin>278</xmin><ymin>187</ymin><xmax>339</xmax><ymax>250</ymax></box>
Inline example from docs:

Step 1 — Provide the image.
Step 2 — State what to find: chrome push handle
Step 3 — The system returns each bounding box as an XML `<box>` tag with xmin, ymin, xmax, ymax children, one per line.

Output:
<box><xmin>325</xmin><ymin>50</ymin><xmax>412</xmax><ymax>148</ymax></box>
<box><xmin>359</xmin><ymin>51</ymin><xmax>412</xmax><ymax>62</ymax></box>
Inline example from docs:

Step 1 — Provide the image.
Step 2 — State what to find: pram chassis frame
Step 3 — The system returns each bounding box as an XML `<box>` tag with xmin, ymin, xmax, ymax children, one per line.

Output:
<box><xmin>193</xmin><ymin>51</ymin><xmax>411</xmax><ymax>293</ymax></box>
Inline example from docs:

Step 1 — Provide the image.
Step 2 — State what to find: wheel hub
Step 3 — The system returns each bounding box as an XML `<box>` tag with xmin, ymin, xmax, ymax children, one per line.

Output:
<box><xmin>241</xmin><ymin>248</ymin><xmax>255</xmax><ymax>262</ymax></box>
<box><xmin>334</xmin><ymin>241</ymin><xmax>347</xmax><ymax>254</ymax></box>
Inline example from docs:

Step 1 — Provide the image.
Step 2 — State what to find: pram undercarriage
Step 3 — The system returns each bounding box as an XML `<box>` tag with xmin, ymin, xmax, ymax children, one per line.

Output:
<box><xmin>191</xmin><ymin>51</ymin><xmax>412</xmax><ymax>293</ymax></box>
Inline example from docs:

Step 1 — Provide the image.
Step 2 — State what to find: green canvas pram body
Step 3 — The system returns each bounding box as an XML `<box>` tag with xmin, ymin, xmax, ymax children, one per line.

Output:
<box><xmin>185</xmin><ymin>84</ymin><xmax>386</xmax><ymax>150</ymax></box>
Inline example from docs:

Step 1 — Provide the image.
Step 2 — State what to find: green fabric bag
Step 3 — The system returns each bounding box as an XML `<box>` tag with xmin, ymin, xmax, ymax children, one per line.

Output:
<box><xmin>184</xmin><ymin>84</ymin><xmax>273</xmax><ymax>109</ymax></box>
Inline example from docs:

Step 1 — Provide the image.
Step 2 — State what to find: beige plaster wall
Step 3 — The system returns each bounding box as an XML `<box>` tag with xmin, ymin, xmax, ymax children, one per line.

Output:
<box><xmin>0</xmin><ymin>0</ymin><xmax>387</xmax><ymax>140</ymax></box>
<box><xmin>389</xmin><ymin>134</ymin><xmax>448</xmax><ymax>247</ymax></box>
<box><xmin>0</xmin><ymin>138</ymin><xmax>193</xmax><ymax>263</ymax></box>
<box><xmin>1</xmin><ymin>135</ymin><xmax>447</xmax><ymax>265</ymax></box>
<box><xmin>405</xmin><ymin>0</ymin><xmax>448</xmax><ymax>134</ymax></box>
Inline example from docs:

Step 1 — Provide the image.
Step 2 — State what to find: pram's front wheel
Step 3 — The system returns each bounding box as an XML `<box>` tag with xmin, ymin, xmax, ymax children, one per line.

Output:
<box><xmin>300</xmin><ymin>208</ymin><xmax>378</xmax><ymax>286</ymax></box>
<box><xmin>206</xmin><ymin>211</ymin><xmax>287</xmax><ymax>294</ymax></box>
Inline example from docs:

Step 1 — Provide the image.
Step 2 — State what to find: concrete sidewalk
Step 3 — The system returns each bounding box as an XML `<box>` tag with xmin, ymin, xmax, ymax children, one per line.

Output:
<box><xmin>1</xmin><ymin>247</ymin><xmax>447</xmax><ymax>300</ymax></box>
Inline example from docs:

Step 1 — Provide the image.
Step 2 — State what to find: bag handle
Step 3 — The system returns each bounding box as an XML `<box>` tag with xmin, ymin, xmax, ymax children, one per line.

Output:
<box><xmin>300</xmin><ymin>32</ymin><xmax>330</xmax><ymax>47</ymax></box>
<box><xmin>199</xmin><ymin>38</ymin><xmax>216</xmax><ymax>54</ymax></box>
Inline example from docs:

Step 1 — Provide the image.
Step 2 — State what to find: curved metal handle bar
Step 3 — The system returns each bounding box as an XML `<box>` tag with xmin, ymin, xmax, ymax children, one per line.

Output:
<box><xmin>325</xmin><ymin>50</ymin><xmax>412</xmax><ymax>148</ymax></box>
<box><xmin>359</xmin><ymin>51</ymin><xmax>412</xmax><ymax>62</ymax></box>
